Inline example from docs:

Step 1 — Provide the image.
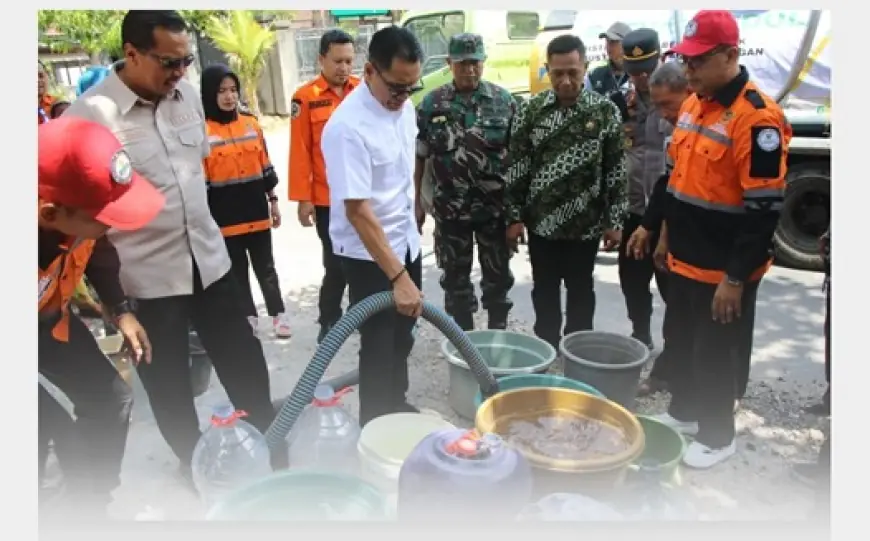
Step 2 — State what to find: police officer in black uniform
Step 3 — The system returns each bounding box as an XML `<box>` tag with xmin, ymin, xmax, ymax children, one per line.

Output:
<box><xmin>586</xmin><ymin>21</ymin><xmax>631</xmax><ymax>95</ymax></box>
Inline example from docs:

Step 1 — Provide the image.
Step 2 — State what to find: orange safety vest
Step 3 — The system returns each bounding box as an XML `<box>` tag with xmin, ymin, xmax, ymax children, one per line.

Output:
<box><xmin>288</xmin><ymin>74</ymin><xmax>359</xmax><ymax>206</ymax></box>
<box><xmin>665</xmin><ymin>71</ymin><xmax>791</xmax><ymax>285</ymax></box>
<box><xmin>203</xmin><ymin>114</ymin><xmax>275</xmax><ymax>237</ymax></box>
<box><xmin>38</xmin><ymin>237</ymin><xmax>96</xmax><ymax>342</ymax></box>
<box><xmin>39</xmin><ymin>94</ymin><xmax>54</xmax><ymax>125</ymax></box>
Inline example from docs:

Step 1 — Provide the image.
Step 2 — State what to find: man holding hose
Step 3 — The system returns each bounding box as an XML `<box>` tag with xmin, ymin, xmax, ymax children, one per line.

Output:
<box><xmin>321</xmin><ymin>27</ymin><xmax>425</xmax><ymax>426</ymax></box>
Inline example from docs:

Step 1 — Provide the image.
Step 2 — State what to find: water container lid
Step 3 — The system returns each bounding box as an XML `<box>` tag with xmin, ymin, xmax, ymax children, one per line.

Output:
<box><xmin>312</xmin><ymin>385</ymin><xmax>351</xmax><ymax>407</ymax></box>
<box><xmin>444</xmin><ymin>430</ymin><xmax>503</xmax><ymax>459</ymax></box>
<box><xmin>211</xmin><ymin>405</ymin><xmax>248</xmax><ymax>427</ymax></box>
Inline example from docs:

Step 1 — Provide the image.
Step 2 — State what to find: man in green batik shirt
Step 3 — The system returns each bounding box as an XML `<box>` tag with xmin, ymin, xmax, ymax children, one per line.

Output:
<box><xmin>414</xmin><ymin>33</ymin><xmax>517</xmax><ymax>331</ymax></box>
<box><xmin>505</xmin><ymin>33</ymin><xmax>628</xmax><ymax>349</ymax></box>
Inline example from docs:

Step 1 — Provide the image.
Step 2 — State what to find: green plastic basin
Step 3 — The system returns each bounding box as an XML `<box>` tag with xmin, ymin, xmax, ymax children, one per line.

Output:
<box><xmin>472</xmin><ymin>373</ymin><xmax>605</xmax><ymax>411</ymax></box>
<box><xmin>206</xmin><ymin>471</ymin><xmax>392</xmax><ymax>521</ymax></box>
<box><xmin>631</xmin><ymin>415</ymin><xmax>686</xmax><ymax>484</ymax></box>
<box><xmin>442</xmin><ymin>330</ymin><xmax>557</xmax><ymax>419</ymax></box>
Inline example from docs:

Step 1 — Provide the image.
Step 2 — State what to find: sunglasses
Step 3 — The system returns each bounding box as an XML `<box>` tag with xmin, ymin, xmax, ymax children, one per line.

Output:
<box><xmin>146</xmin><ymin>52</ymin><xmax>196</xmax><ymax>70</ymax></box>
<box><xmin>373</xmin><ymin>65</ymin><xmax>422</xmax><ymax>98</ymax></box>
<box><xmin>677</xmin><ymin>46</ymin><xmax>730</xmax><ymax>70</ymax></box>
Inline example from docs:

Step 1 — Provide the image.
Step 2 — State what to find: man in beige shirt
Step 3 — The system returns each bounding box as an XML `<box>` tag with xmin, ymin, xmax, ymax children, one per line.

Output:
<box><xmin>66</xmin><ymin>10</ymin><xmax>277</xmax><ymax>484</ymax></box>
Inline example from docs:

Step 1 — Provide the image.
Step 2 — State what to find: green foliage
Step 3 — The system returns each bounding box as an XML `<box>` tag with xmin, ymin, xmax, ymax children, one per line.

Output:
<box><xmin>38</xmin><ymin>10</ymin><xmax>125</xmax><ymax>54</ymax></box>
<box><xmin>203</xmin><ymin>11</ymin><xmax>277</xmax><ymax>116</ymax></box>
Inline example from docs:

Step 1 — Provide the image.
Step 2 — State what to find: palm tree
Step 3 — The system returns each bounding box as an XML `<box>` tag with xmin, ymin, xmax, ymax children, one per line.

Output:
<box><xmin>203</xmin><ymin>11</ymin><xmax>277</xmax><ymax>116</ymax></box>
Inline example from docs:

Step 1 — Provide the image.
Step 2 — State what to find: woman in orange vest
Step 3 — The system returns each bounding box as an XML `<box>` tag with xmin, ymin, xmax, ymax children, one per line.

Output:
<box><xmin>38</xmin><ymin>116</ymin><xmax>164</xmax><ymax>516</ymax></box>
<box><xmin>200</xmin><ymin>64</ymin><xmax>291</xmax><ymax>339</ymax></box>
<box><xmin>38</xmin><ymin>60</ymin><xmax>53</xmax><ymax>124</ymax></box>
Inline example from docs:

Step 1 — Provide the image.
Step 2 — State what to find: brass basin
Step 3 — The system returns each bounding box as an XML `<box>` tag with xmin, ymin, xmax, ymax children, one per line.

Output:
<box><xmin>475</xmin><ymin>387</ymin><xmax>645</xmax><ymax>474</ymax></box>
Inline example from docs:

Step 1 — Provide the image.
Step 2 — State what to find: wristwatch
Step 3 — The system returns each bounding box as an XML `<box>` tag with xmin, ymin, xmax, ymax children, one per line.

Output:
<box><xmin>109</xmin><ymin>299</ymin><xmax>134</xmax><ymax>322</ymax></box>
<box><xmin>725</xmin><ymin>276</ymin><xmax>743</xmax><ymax>287</ymax></box>
<box><xmin>268</xmin><ymin>195</ymin><xmax>279</xmax><ymax>203</ymax></box>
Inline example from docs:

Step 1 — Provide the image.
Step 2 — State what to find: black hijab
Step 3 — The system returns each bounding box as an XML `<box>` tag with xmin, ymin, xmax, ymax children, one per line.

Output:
<box><xmin>201</xmin><ymin>63</ymin><xmax>241</xmax><ymax>125</ymax></box>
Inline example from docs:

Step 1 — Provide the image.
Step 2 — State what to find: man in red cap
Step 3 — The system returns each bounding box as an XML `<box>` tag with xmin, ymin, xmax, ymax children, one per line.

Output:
<box><xmin>38</xmin><ymin>116</ymin><xmax>164</xmax><ymax>516</ymax></box>
<box><xmin>649</xmin><ymin>10</ymin><xmax>792</xmax><ymax>469</ymax></box>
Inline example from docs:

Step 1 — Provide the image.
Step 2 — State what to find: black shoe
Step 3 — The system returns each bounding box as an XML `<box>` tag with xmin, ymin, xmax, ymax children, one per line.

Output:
<box><xmin>487</xmin><ymin>310</ymin><xmax>509</xmax><ymax>330</ymax></box>
<box><xmin>453</xmin><ymin>313</ymin><xmax>474</xmax><ymax>332</ymax></box>
<box><xmin>804</xmin><ymin>389</ymin><xmax>830</xmax><ymax>416</ymax></box>
<box><xmin>176</xmin><ymin>464</ymin><xmax>198</xmax><ymax>495</ymax></box>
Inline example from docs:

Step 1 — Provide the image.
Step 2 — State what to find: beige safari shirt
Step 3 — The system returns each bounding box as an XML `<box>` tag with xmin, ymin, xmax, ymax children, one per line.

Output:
<box><xmin>65</xmin><ymin>66</ymin><xmax>231</xmax><ymax>299</ymax></box>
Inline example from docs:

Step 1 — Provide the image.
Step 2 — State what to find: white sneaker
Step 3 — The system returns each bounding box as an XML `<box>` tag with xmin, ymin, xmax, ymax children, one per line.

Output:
<box><xmin>682</xmin><ymin>439</ymin><xmax>737</xmax><ymax>469</ymax></box>
<box><xmin>273</xmin><ymin>313</ymin><xmax>292</xmax><ymax>339</ymax></box>
<box><xmin>247</xmin><ymin>316</ymin><xmax>259</xmax><ymax>333</ymax></box>
<box><xmin>649</xmin><ymin>412</ymin><xmax>699</xmax><ymax>436</ymax></box>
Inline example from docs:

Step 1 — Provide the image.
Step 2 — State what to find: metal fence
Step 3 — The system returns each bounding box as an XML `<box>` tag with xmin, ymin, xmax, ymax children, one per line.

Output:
<box><xmin>294</xmin><ymin>25</ymin><xmax>375</xmax><ymax>83</ymax></box>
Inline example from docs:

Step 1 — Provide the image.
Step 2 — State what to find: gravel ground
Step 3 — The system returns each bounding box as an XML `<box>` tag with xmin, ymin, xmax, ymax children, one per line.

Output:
<box><xmin>44</xmin><ymin>304</ymin><xmax>823</xmax><ymax>521</ymax></box>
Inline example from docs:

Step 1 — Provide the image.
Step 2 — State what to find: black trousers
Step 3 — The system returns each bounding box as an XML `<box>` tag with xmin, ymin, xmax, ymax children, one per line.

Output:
<box><xmin>617</xmin><ymin>213</ymin><xmax>672</xmax><ymax>381</ymax></box>
<box><xmin>340</xmin><ymin>250</ymin><xmax>422</xmax><ymax>426</ymax></box>
<box><xmin>316</xmin><ymin>206</ymin><xmax>347</xmax><ymax>326</ymax></box>
<box><xmin>224</xmin><ymin>230</ymin><xmax>285</xmax><ymax>317</ymax></box>
<box><xmin>527</xmin><ymin>233</ymin><xmax>600</xmax><ymax>350</ymax></box>
<box><xmin>617</xmin><ymin>213</ymin><xmax>669</xmax><ymax>339</ymax></box>
<box><xmin>133</xmin><ymin>264</ymin><xmax>275</xmax><ymax>468</ymax></box>
<box><xmin>38</xmin><ymin>315</ymin><xmax>132</xmax><ymax>506</ymax></box>
<box><xmin>666</xmin><ymin>273</ymin><xmax>759</xmax><ymax>448</ymax></box>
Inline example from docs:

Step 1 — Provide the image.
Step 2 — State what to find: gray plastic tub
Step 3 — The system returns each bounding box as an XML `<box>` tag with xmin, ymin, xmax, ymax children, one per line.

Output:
<box><xmin>441</xmin><ymin>330</ymin><xmax>556</xmax><ymax>419</ymax></box>
<box><xmin>559</xmin><ymin>331</ymin><xmax>650</xmax><ymax>410</ymax></box>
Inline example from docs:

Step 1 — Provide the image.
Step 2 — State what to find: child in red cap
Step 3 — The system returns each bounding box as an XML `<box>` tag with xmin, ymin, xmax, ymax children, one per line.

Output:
<box><xmin>38</xmin><ymin>116</ymin><xmax>164</xmax><ymax>517</ymax></box>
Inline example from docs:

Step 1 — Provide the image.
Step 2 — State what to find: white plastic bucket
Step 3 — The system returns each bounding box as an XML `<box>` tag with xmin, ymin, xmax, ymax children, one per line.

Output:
<box><xmin>357</xmin><ymin>413</ymin><xmax>455</xmax><ymax>498</ymax></box>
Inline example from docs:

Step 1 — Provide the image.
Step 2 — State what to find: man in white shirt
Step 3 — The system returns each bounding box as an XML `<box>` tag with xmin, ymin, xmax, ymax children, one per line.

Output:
<box><xmin>321</xmin><ymin>26</ymin><xmax>425</xmax><ymax>426</ymax></box>
<box><xmin>65</xmin><ymin>10</ymin><xmax>277</xmax><ymax>482</ymax></box>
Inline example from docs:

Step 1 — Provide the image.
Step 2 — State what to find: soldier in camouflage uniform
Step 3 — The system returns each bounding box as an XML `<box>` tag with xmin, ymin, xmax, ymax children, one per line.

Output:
<box><xmin>506</xmin><ymin>34</ymin><xmax>628</xmax><ymax>349</ymax></box>
<box><xmin>414</xmin><ymin>34</ymin><xmax>517</xmax><ymax>331</ymax></box>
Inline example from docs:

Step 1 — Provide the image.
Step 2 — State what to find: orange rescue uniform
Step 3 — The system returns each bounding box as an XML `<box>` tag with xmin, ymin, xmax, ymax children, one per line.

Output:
<box><xmin>288</xmin><ymin>74</ymin><xmax>359</xmax><ymax>205</ymax></box>
<box><xmin>665</xmin><ymin>67</ymin><xmax>791</xmax><ymax>285</ymax></box>
<box><xmin>39</xmin><ymin>94</ymin><xmax>54</xmax><ymax>125</ymax></box>
<box><xmin>39</xmin><ymin>232</ymin><xmax>125</xmax><ymax>342</ymax></box>
<box><xmin>203</xmin><ymin>112</ymin><xmax>279</xmax><ymax>237</ymax></box>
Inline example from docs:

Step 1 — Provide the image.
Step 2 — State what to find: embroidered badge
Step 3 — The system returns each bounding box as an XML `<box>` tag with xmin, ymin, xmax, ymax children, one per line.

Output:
<box><xmin>291</xmin><ymin>99</ymin><xmax>302</xmax><ymax>120</ymax></box>
<box><xmin>756</xmin><ymin>128</ymin><xmax>781</xmax><ymax>152</ymax></box>
<box><xmin>110</xmin><ymin>150</ymin><xmax>133</xmax><ymax>184</ymax></box>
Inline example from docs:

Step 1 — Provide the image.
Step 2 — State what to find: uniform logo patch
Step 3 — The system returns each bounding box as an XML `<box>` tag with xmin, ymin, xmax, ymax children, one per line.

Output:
<box><xmin>291</xmin><ymin>99</ymin><xmax>302</xmax><ymax>120</ymax></box>
<box><xmin>38</xmin><ymin>275</ymin><xmax>53</xmax><ymax>303</ymax></box>
<box><xmin>756</xmin><ymin>128</ymin><xmax>781</xmax><ymax>152</ymax></box>
<box><xmin>632</xmin><ymin>46</ymin><xmax>643</xmax><ymax>57</ymax></box>
<box><xmin>110</xmin><ymin>150</ymin><xmax>133</xmax><ymax>184</ymax></box>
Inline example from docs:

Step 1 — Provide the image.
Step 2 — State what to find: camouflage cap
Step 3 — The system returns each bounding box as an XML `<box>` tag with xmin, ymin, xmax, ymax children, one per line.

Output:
<box><xmin>448</xmin><ymin>33</ymin><xmax>486</xmax><ymax>61</ymax></box>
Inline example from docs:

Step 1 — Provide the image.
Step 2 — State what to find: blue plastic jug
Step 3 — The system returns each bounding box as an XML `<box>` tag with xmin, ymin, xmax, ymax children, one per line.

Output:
<box><xmin>397</xmin><ymin>429</ymin><xmax>533</xmax><ymax>521</ymax></box>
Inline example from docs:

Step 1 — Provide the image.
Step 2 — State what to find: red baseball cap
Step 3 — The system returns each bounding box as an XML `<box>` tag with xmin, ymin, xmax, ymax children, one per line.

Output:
<box><xmin>670</xmin><ymin>10</ymin><xmax>740</xmax><ymax>57</ymax></box>
<box><xmin>38</xmin><ymin>116</ymin><xmax>165</xmax><ymax>231</ymax></box>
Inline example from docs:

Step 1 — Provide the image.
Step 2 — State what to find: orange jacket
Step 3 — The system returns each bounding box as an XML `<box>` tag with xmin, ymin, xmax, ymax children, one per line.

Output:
<box><xmin>203</xmin><ymin>113</ymin><xmax>279</xmax><ymax>238</ymax></box>
<box><xmin>39</xmin><ymin>94</ymin><xmax>53</xmax><ymax>125</ymax></box>
<box><xmin>288</xmin><ymin>74</ymin><xmax>359</xmax><ymax>206</ymax></box>
<box><xmin>665</xmin><ymin>67</ymin><xmax>792</xmax><ymax>285</ymax></box>
<box><xmin>39</xmin><ymin>229</ymin><xmax>126</xmax><ymax>342</ymax></box>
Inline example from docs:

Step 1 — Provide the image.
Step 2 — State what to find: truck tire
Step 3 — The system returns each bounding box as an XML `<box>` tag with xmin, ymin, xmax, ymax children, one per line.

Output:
<box><xmin>773</xmin><ymin>162</ymin><xmax>830</xmax><ymax>272</ymax></box>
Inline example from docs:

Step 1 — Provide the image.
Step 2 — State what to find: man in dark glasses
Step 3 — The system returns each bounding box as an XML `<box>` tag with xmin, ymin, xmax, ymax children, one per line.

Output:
<box><xmin>320</xmin><ymin>26</ymin><xmax>425</xmax><ymax>426</ymax></box>
<box><xmin>65</xmin><ymin>10</ymin><xmax>279</xmax><ymax>487</ymax></box>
